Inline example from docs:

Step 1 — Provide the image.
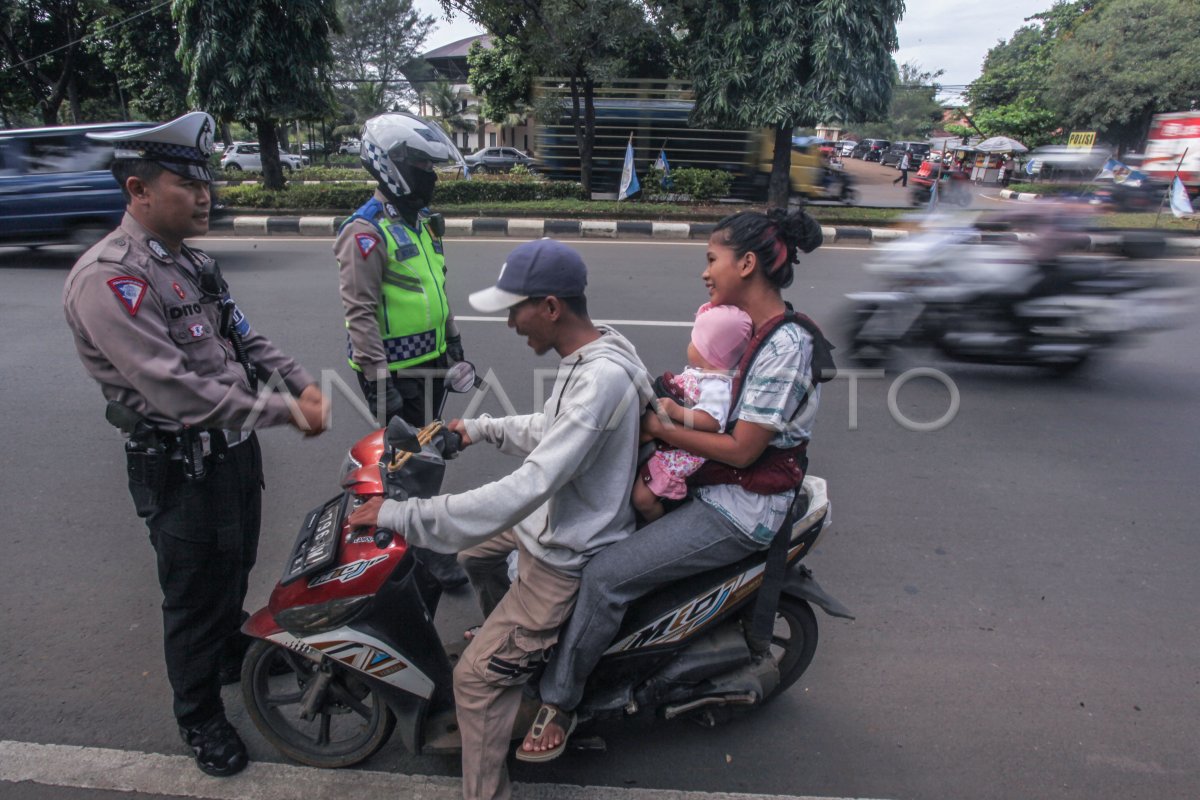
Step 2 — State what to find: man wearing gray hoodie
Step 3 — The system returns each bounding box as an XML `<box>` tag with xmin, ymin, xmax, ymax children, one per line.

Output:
<box><xmin>349</xmin><ymin>238</ymin><xmax>653</xmax><ymax>800</ymax></box>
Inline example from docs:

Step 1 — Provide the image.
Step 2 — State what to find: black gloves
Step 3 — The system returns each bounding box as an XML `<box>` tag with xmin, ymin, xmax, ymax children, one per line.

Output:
<box><xmin>446</xmin><ymin>333</ymin><xmax>465</xmax><ymax>363</ymax></box>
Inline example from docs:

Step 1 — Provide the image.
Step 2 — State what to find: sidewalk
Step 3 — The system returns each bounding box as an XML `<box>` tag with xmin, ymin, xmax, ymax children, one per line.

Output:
<box><xmin>207</xmin><ymin>214</ymin><xmax>1200</xmax><ymax>254</ymax></box>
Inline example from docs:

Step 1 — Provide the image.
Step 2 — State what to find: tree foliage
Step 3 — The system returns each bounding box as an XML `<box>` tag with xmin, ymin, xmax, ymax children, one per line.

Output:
<box><xmin>467</xmin><ymin>37</ymin><xmax>531</xmax><ymax>126</ymax></box>
<box><xmin>88</xmin><ymin>1</ymin><xmax>189</xmax><ymax>120</ymax></box>
<box><xmin>0</xmin><ymin>0</ymin><xmax>117</xmax><ymax>125</ymax></box>
<box><xmin>1044</xmin><ymin>0</ymin><xmax>1200</xmax><ymax>150</ymax></box>
<box><xmin>331</xmin><ymin>0</ymin><xmax>434</xmax><ymax>121</ymax></box>
<box><xmin>440</xmin><ymin>0</ymin><xmax>676</xmax><ymax>192</ymax></box>
<box><xmin>681</xmin><ymin>0</ymin><xmax>903</xmax><ymax>207</ymax></box>
<box><xmin>857</xmin><ymin>62</ymin><xmax>944</xmax><ymax>140</ymax></box>
<box><xmin>174</xmin><ymin>0</ymin><xmax>341</xmax><ymax>189</ymax></box>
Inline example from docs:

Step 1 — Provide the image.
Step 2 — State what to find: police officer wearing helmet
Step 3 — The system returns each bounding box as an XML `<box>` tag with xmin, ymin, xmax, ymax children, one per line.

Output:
<box><xmin>335</xmin><ymin>111</ymin><xmax>469</xmax><ymax>590</ymax></box>
<box><xmin>63</xmin><ymin>111</ymin><xmax>330</xmax><ymax>778</ymax></box>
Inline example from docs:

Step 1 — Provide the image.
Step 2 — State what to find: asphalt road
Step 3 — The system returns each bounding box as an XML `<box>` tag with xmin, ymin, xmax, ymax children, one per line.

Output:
<box><xmin>1</xmin><ymin>236</ymin><xmax>1197</xmax><ymax>800</ymax></box>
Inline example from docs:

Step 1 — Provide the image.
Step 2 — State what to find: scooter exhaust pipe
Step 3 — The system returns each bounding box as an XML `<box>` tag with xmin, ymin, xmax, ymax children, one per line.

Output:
<box><xmin>662</xmin><ymin>692</ymin><xmax>758</xmax><ymax>720</ymax></box>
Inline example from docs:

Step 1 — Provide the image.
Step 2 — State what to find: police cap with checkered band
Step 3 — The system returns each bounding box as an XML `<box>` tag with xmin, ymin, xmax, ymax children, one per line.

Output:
<box><xmin>87</xmin><ymin>111</ymin><xmax>216</xmax><ymax>182</ymax></box>
<box><xmin>359</xmin><ymin>112</ymin><xmax>465</xmax><ymax>203</ymax></box>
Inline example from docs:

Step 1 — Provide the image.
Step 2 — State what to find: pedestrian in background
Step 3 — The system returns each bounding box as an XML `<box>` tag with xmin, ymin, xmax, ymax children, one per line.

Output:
<box><xmin>335</xmin><ymin>111</ymin><xmax>470</xmax><ymax>591</ymax></box>
<box><xmin>63</xmin><ymin>112</ymin><xmax>330</xmax><ymax>778</ymax></box>
<box><xmin>893</xmin><ymin>150</ymin><xmax>911</xmax><ymax>187</ymax></box>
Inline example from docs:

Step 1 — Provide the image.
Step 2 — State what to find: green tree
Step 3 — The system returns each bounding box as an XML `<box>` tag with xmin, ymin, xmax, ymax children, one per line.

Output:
<box><xmin>682</xmin><ymin>0</ymin><xmax>903</xmax><ymax>207</ymax></box>
<box><xmin>331</xmin><ymin>0</ymin><xmax>434</xmax><ymax>121</ymax></box>
<box><xmin>174</xmin><ymin>0</ymin><xmax>341</xmax><ymax>189</ymax></box>
<box><xmin>857</xmin><ymin>62</ymin><xmax>945</xmax><ymax>140</ymax></box>
<box><xmin>424</xmin><ymin>77</ymin><xmax>477</xmax><ymax>142</ymax></box>
<box><xmin>965</xmin><ymin>1</ymin><xmax>1094</xmax><ymax>147</ymax></box>
<box><xmin>440</xmin><ymin>0</ymin><xmax>675</xmax><ymax>193</ymax></box>
<box><xmin>0</xmin><ymin>0</ymin><xmax>117</xmax><ymax>125</ymax></box>
<box><xmin>467</xmin><ymin>36</ymin><xmax>532</xmax><ymax>139</ymax></box>
<box><xmin>88</xmin><ymin>1</ymin><xmax>189</xmax><ymax>120</ymax></box>
<box><xmin>1045</xmin><ymin>0</ymin><xmax>1200</xmax><ymax>151</ymax></box>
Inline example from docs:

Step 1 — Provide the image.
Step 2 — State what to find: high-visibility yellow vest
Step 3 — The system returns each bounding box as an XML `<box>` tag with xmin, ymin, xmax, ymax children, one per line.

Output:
<box><xmin>343</xmin><ymin>198</ymin><xmax>449</xmax><ymax>372</ymax></box>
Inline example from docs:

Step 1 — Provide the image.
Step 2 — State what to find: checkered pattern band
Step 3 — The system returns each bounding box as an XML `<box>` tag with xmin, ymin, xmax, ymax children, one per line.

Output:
<box><xmin>383</xmin><ymin>331</ymin><xmax>438</xmax><ymax>363</ymax></box>
<box><xmin>363</xmin><ymin>140</ymin><xmax>406</xmax><ymax>198</ymax></box>
<box><xmin>114</xmin><ymin>141</ymin><xmax>208</xmax><ymax>163</ymax></box>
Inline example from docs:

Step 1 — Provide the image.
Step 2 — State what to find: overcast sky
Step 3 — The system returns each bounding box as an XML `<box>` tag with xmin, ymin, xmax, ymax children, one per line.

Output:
<box><xmin>414</xmin><ymin>0</ymin><xmax>1056</xmax><ymax>90</ymax></box>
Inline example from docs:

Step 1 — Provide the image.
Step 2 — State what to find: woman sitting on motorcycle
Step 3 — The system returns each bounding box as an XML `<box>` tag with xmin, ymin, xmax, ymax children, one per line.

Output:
<box><xmin>519</xmin><ymin>207</ymin><xmax>824</xmax><ymax>761</ymax></box>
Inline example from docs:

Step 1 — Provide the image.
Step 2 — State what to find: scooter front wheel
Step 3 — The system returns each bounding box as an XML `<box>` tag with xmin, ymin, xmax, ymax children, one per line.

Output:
<box><xmin>763</xmin><ymin>596</ymin><xmax>819</xmax><ymax>701</ymax></box>
<box><xmin>241</xmin><ymin>639</ymin><xmax>396</xmax><ymax>768</ymax></box>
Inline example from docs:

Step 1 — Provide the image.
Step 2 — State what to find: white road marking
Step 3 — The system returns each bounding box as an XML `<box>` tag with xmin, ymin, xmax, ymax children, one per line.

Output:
<box><xmin>0</xmin><ymin>739</ymin><xmax>891</xmax><ymax>800</ymax></box>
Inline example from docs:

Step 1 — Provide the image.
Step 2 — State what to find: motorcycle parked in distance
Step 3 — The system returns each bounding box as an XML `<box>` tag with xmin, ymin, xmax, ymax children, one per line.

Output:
<box><xmin>909</xmin><ymin>162</ymin><xmax>972</xmax><ymax>208</ymax></box>
<box><xmin>840</xmin><ymin>222</ymin><xmax>1191</xmax><ymax>373</ymax></box>
<box><xmin>239</xmin><ymin>362</ymin><xmax>849</xmax><ymax>767</ymax></box>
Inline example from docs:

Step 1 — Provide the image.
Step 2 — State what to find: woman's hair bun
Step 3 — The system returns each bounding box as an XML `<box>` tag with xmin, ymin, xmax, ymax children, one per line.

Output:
<box><xmin>767</xmin><ymin>207</ymin><xmax>823</xmax><ymax>254</ymax></box>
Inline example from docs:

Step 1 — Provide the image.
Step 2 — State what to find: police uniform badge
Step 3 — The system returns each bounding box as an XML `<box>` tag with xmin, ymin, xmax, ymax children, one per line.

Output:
<box><xmin>107</xmin><ymin>276</ymin><xmax>148</xmax><ymax>316</ymax></box>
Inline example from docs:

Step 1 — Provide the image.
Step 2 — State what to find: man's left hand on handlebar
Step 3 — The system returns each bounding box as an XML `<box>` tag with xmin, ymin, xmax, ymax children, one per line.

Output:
<box><xmin>348</xmin><ymin>496</ymin><xmax>385</xmax><ymax>529</ymax></box>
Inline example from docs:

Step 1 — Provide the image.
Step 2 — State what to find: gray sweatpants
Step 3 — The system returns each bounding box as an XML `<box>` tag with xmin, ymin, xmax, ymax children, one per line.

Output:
<box><xmin>538</xmin><ymin>498</ymin><xmax>763</xmax><ymax>711</ymax></box>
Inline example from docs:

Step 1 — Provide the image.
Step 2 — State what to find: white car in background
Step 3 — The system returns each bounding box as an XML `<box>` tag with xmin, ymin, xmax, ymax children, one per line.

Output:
<box><xmin>219</xmin><ymin>142</ymin><xmax>307</xmax><ymax>172</ymax></box>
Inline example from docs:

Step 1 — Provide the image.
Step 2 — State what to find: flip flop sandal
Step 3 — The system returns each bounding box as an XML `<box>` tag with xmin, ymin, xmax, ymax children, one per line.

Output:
<box><xmin>515</xmin><ymin>705</ymin><xmax>577</xmax><ymax>763</ymax></box>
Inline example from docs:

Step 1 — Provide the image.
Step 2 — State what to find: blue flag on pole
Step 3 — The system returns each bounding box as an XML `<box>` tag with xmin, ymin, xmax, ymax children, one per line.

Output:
<box><xmin>1170</xmin><ymin>176</ymin><xmax>1195</xmax><ymax>218</ymax></box>
<box><xmin>927</xmin><ymin>174</ymin><xmax>939</xmax><ymax>213</ymax></box>
<box><xmin>619</xmin><ymin>134</ymin><xmax>640</xmax><ymax>200</ymax></box>
<box><xmin>654</xmin><ymin>147</ymin><xmax>672</xmax><ymax>189</ymax></box>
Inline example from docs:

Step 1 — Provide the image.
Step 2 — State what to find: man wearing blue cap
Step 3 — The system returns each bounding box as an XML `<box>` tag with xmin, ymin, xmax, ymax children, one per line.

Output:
<box><xmin>63</xmin><ymin>111</ymin><xmax>330</xmax><ymax>777</ymax></box>
<box><xmin>349</xmin><ymin>238</ymin><xmax>654</xmax><ymax>800</ymax></box>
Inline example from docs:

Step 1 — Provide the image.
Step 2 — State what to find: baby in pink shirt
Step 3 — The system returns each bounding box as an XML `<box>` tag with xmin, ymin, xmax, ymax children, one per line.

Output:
<box><xmin>633</xmin><ymin>303</ymin><xmax>753</xmax><ymax>522</ymax></box>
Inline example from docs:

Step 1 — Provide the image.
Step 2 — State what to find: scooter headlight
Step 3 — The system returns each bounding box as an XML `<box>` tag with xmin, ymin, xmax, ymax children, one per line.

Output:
<box><xmin>275</xmin><ymin>594</ymin><xmax>373</xmax><ymax>635</ymax></box>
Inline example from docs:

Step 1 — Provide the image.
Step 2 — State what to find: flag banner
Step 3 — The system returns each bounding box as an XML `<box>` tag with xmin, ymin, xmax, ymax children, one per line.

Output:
<box><xmin>654</xmin><ymin>148</ymin><xmax>672</xmax><ymax>189</ymax></box>
<box><xmin>619</xmin><ymin>134</ymin><xmax>640</xmax><ymax>200</ymax></box>
<box><xmin>927</xmin><ymin>174</ymin><xmax>939</xmax><ymax>213</ymax></box>
<box><xmin>1170</xmin><ymin>176</ymin><xmax>1195</xmax><ymax>218</ymax></box>
<box><xmin>1096</xmin><ymin>158</ymin><xmax>1123</xmax><ymax>181</ymax></box>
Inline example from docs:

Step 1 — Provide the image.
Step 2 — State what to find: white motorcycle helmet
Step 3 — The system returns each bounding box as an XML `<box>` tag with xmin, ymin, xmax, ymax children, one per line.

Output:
<box><xmin>359</xmin><ymin>112</ymin><xmax>466</xmax><ymax>208</ymax></box>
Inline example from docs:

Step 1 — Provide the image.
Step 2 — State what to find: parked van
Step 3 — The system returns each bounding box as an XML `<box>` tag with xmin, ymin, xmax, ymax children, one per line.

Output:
<box><xmin>881</xmin><ymin>141</ymin><xmax>931</xmax><ymax>168</ymax></box>
<box><xmin>0</xmin><ymin>121</ymin><xmax>153</xmax><ymax>249</ymax></box>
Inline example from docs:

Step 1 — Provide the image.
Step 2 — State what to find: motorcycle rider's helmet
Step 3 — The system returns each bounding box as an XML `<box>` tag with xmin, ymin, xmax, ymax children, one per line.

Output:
<box><xmin>359</xmin><ymin>112</ymin><xmax>466</xmax><ymax>213</ymax></box>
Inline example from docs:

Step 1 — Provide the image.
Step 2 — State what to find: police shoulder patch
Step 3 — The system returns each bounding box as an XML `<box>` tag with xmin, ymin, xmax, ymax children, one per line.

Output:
<box><xmin>355</xmin><ymin>232</ymin><xmax>381</xmax><ymax>258</ymax></box>
<box><xmin>107</xmin><ymin>276</ymin><xmax>148</xmax><ymax>316</ymax></box>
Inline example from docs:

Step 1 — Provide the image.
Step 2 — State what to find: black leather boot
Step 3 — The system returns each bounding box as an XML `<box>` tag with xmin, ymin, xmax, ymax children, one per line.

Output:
<box><xmin>179</xmin><ymin>714</ymin><xmax>248</xmax><ymax>777</ymax></box>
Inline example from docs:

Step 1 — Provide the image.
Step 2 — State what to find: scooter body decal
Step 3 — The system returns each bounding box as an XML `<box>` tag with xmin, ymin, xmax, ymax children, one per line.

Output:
<box><xmin>301</xmin><ymin>626</ymin><xmax>435</xmax><ymax>698</ymax></box>
<box><xmin>611</xmin><ymin>565</ymin><xmax>767</xmax><ymax>653</ymax></box>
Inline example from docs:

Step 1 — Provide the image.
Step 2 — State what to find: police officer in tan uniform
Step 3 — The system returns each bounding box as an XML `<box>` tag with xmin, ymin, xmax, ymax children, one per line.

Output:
<box><xmin>336</xmin><ymin>112</ymin><xmax>468</xmax><ymax>590</ymax></box>
<box><xmin>63</xmin><ymin>111</ymin><xmax>329</xmax><ymax>777</ymax></box>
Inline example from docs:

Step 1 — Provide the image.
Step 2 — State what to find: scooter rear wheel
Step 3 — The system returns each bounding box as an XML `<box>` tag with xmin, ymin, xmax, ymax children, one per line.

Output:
<box><xmin>763</xmin><ymin>597</ymin><xmax>819</xmax><ymax>701</ymax></box>
<box><xmin>241</xmin><ymin>639</ymin><xmax>396</xmax><ymax>768</ymax></box>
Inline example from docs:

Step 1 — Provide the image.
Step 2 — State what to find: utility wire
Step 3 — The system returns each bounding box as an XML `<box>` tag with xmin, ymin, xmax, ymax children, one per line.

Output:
<box><xmin>2</xmin><ymin>0</ymin><xmax>173</xmax><ymax>74</ymax></box>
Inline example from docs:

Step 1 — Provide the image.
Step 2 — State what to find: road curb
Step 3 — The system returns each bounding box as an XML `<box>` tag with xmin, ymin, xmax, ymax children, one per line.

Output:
<box><xmin>206</xmin><ymin>215</ymin><xmax>1199</xmax><ymax>252</ymax></box>
<box><xmin>999</xmin><ymin>189</ymin><xmax>1041</xmax><ymax>202</ymax></box>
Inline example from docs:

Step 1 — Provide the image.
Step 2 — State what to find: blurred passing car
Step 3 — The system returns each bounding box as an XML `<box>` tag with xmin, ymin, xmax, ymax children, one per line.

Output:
<box><xmin>0</xmin><ymin>120</ymin><xmax>152</xmax><ymax>250</ymax></box>
<box><xmin>220</xmin><ymin>142</ymin><xmax>307</xmax><ymax>172</ymax></box>
<box><xmin>464</xmin><ymin>146</ymin><xmax>535</xmax><ymax>174</ymax></box>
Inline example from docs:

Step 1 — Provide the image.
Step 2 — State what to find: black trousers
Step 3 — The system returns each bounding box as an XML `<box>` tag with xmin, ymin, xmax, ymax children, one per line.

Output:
<box><xmin>354</xmin><ymin>360</ymin><xmax>462</xmax><ymax>595</ymax></box>
<box><xmin>132</xmin><ymin>435</ymin><xmax>263</xmax><ymax>728</ymax></box>
<box><xmin>355</xmin><ymin>355</ymin><xmax>451</xmax><ymax>427</ymax></box>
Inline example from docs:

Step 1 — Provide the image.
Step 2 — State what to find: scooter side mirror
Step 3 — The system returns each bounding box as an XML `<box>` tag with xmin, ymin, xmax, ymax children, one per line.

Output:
<box><xmin>446</xmin><ymin>360</ymin><xmax>481</xmax><ymax>394</ymax></box>
<box><xmin>385</xmin><ymin>415</ymin><xmax>422</xmax><ymax>453</ymax></box>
